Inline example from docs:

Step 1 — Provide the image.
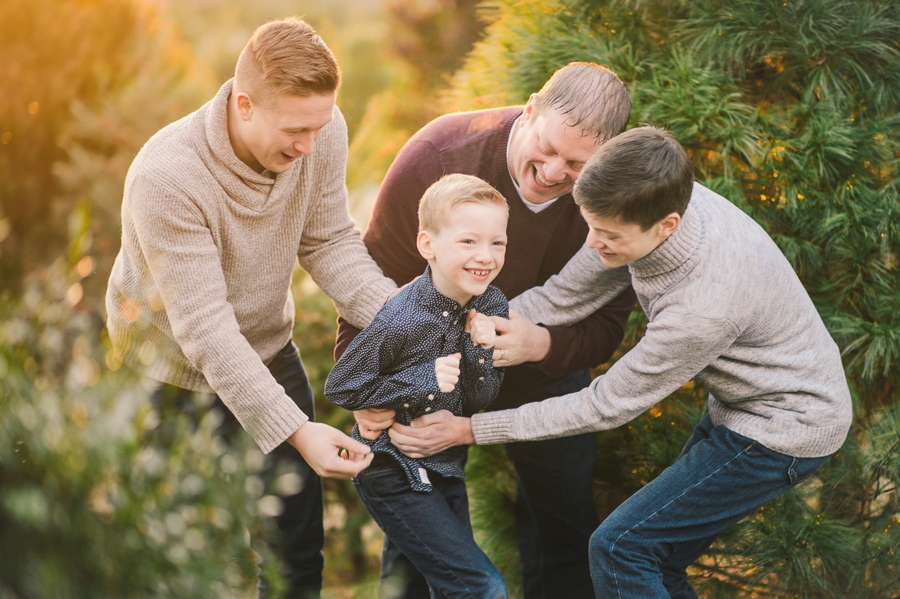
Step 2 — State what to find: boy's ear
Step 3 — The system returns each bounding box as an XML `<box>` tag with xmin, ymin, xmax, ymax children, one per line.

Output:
<box><xmin>416</xmin><ymin>230</ymin><xmax>435</xmax><ymax>261</ymax></box>
<box><xmin>656</xmin><ymin>212</ymin><xmax>681</xmax><ymax>239</ymax></box>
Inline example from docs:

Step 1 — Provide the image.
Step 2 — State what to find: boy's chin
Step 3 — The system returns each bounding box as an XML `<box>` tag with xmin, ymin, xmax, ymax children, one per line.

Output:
<box><xmin>462</xmin><ymin>282</ymin><xmax>491</xmax><ymax>298</ymax></box>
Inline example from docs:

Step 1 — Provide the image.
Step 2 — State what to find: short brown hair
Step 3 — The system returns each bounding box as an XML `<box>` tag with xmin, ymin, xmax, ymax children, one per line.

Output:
<box><xmin>533</xmin><ymin>62</ymin><xmax>631</xmax><ymax>142</ymax></box>
<box><xmin>234</xmin><ymin>17</ymin><xmax>341</xmax><ymax>106</ymax></box>
<box><xmin>574</xmin><ymin>127</ymin><xmax>694</xmax><ymax>230</ymax></box>
<box><xmin>418</xmin><ymin>174</ymin><xmax>508</xmax><ymax>234</ymax></box>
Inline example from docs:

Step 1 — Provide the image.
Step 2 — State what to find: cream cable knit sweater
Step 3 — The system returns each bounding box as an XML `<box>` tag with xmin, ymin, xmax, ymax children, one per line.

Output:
<box><xmin>106</xmin><ymin>80</ymin><xmax>395</xmax><ymax>453</ymax></box>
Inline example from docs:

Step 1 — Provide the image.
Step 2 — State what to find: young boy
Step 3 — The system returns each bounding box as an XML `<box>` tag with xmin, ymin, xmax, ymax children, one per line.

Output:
<box><xmin>459</xmin><ymin>126</ymin><xmax>853</xmax><ymax>598</ymax></box>
<box><xmin>325</xmin><ymin>174</ymin><xmax>510</xmax><ymax>598</ymax></box>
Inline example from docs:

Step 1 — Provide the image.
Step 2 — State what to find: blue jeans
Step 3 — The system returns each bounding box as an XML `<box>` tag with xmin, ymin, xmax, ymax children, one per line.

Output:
<box><xmin>354</xmin><ymin>456</ymin><xmax>507</xmax><ymax>599</ymax></box>
<box><xmin>150</xmin><ymin>340</ymin><xmax>324</xmax><ymax>599</ymax></box>
<box><xmin>381</xmin><ymin>368</ymin><xmax>597</xmax><ymax>599</ymax></box>
<box><xmin>589</xmin><ymin>414</ymin><xmax>832</xmax><ymax>599</ymax></box>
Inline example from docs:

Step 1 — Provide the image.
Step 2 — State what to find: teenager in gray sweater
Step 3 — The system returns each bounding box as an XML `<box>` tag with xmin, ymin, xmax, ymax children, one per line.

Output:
<box><xmin>390</xmin><ymin>126</ymin><xmax>852</xmax><ymax>598</ymax></box>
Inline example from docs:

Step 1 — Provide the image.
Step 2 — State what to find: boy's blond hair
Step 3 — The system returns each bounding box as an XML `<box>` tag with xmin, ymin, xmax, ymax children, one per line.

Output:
<box><xmin>418</xmin><ymin>174</ymin><xmax>508</xmax><ymax>234</ymax></box>
<box><xmin>234</xmin><ymin>17</ymin><xmax>341</xmax><ymax>107</ymax></box>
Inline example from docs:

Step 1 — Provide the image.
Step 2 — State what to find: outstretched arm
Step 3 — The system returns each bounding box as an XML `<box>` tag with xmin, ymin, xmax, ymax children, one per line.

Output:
<box><xmin>472</xmin><ymin>311</ymin><xmax>740</xmax><ymax>444</ymax></box>
<box><xmin>510</xmin><ymin>243</ymin><xmax>632</xmax><ymax>327</ymax></box>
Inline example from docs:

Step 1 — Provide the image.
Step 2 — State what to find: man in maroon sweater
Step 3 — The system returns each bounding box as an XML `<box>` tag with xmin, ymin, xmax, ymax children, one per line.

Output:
<box><xmin>335</xmin><ymin>63</ymin><xmax>636</xmax><ymax>598</ymax></box>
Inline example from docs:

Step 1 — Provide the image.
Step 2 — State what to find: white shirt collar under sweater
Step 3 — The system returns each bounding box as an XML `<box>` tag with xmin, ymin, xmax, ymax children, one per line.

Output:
<box><xmin>628</xmin><ymin>188</ymin><xmax>706</xmax><ymax>296</ymax></box>
<box><xmin>202</xmin><ymin>79</ymin><xmax>304</xmax><ymax>212</ymax></box>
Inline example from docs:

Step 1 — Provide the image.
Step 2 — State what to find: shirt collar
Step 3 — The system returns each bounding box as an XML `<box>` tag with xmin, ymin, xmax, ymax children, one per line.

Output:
<box><xmin>411</xmin><ymin>266</ymin><xmax>475</xmax><ymax>318</ymax></box>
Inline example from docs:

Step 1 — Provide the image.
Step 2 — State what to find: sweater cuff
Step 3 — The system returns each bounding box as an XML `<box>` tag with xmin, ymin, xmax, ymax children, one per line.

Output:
<box><xmin>253</xmin><ymin>401</ymin><xmax>309</xmax><ymax>455</ymax></box>
<box><xmin>471</xmin><ymin>410</ymin><xmax>514</xmax><ymax>445</ymax></box>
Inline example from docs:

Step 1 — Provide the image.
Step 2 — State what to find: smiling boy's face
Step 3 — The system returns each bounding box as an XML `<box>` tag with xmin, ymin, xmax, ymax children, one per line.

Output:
<box><xmin>416</xmin><ymin>202</ymin><xmax>508</xmax><ymax>306</ymax></box>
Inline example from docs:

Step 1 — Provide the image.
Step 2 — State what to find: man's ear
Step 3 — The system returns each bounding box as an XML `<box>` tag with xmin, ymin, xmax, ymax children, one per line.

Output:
<box><xmin>235</xmin><ymin>92</ymin><xmax>254</xmax><ymax>121</ymax></box>
<box><xmin>656</xmin><ymin>212</ymin><xmax>682</xmax><ymax>239</ymax></box>
<box><xmin>520</xmin><ymin>93</ymin><xmax>538</xmax><ymax>123</ymax></box>
<box><xmin>416</xmin><ymin>231</ymin><xmax>435</xmax><ymax>261</ymax></box>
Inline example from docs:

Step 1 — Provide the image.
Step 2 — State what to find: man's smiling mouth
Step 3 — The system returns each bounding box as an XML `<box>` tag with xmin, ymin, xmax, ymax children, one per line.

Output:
<box><xmin>535</xmin><ymin>168</ymin><xmax>559</xmax><ymax>187</ymax></box>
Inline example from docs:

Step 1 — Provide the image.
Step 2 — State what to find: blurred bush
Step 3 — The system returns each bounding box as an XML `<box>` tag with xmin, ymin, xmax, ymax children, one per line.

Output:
<box><xmin>0</xmin><ymin>251</ymin><xmax>265</xmax><ymax>597</ymax></box>
<box><xmin>0</xmin><ymin>0</ymin><xmax>214</xmax><ymax>292</ymax></box>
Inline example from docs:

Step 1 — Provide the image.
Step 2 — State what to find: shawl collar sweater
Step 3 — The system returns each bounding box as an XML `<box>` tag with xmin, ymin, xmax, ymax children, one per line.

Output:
<box><xmin>472</xmin><ymin>183</ymin><xmax>852</xmax><ymax>458</ymax></box>
<box><xmin>106</xmin><ymin>79</ymin><xmax>395</xmax><ymax>453</ymax></box>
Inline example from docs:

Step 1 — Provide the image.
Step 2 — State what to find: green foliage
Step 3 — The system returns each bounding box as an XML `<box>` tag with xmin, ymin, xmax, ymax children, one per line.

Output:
<box><xmin>466</xmin><ymin>444</ymin><xmax>521</xmax><ymax>596</ymax></box>
<box><xmin>0</xmin><ymin>0</ymin><xmax>213</xmax><ymax>289</ymax></box>
<box><xmin>0</xmin><ymin>258</ymin><xmax>261</xmax><ymax>598</ymax></box>
<box><xmin>450</xmin><ymin>0</ymin><xmax>900</xmax><ymax>596</ymax></box>
<box><xmin>346</xmin><ymin>0</ymin><xmax>488</xmax><ymax>191</ymax></box>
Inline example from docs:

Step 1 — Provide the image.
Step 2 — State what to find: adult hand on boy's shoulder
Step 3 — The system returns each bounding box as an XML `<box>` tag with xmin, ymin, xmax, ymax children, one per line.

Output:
<box><xmin>354</xmin><ymin>408</ymin><xmax>396</xmax><ymax>440</ymax></box>
<box><xmin>490</xmin><ymin>310</ymin><xmax>551</xmax><ymax>367</ymax></box>
<box><xmin>388</xmin><ymin>410</ymin><xmax>474</xmax><ymax>459</ymax></box>
<box><xmin>288</xmin><ymin>421</ymin><xmax>375</xmax><ymax>479</ymax></box>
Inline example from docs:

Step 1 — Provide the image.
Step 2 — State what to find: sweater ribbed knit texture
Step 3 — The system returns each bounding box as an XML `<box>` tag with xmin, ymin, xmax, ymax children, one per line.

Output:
<box><xmin>106</xmin><ymin>79</ymin><xmax>395</xmax><ymax>454</ymax></box>
<box><xmin>472</xmin><ymin>183</ymin><xmax>852</xmax><ymax>459</ymax></box>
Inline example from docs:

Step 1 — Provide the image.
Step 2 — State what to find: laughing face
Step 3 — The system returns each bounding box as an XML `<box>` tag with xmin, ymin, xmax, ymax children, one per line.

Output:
<box><xmin>581</xmin><ymin>207</ymin><xmax>680</xmax><ymax>268</ymax></box>
<box><xmin>416</xmin><ymin>202</ymin><xmax>508</xmax><ymax>306</ymax></box>
<box><xmin>229</xmin><ymin>90</ymin><xmax>336</xmax><ymax>175</ymax></box>
<box><xmin>507</xmin><ymin>98</ymin><xmax>602</xmax><ymax>204</ymax></box>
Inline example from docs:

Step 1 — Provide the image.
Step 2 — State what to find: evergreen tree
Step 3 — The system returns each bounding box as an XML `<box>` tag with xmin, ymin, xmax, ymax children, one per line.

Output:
<box><xmin>449</xmin><ymin>1</ymin><xmax>900</xmax><ymax>597</ymax></box>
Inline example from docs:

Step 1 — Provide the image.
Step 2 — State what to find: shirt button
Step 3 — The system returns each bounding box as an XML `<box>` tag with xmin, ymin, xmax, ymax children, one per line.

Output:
<box><xmin>425</xmin><ymin>407</ymin><xmax>431</xmax><ymax>412</ymax></box>
<box><xmin>479</xmin><ymin>376</ymin><xmax>484</xmax><ymax>381</ymax></box>
<box><xmin>478</xmin><ymin>358</ymin><xmax>485</xmax><ymax>364</ymax></box>
<box><xmin>403</xmin><ymin>403</ymin><xmax>409</xmax><ymax>408</ymax></box>
<box><xmin>442</xmin><ymin>311</ymin><xmax>449</xmax><ymax>317</ymax></box>
<box><xmin>427</xmin><ymin>394</ymin><xmax>434</xmax><ymax>400</ymax></box>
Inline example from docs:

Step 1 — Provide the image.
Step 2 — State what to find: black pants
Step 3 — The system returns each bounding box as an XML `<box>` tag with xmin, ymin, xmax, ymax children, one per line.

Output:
<box><xmin>150</xmin><ymin>340</ymin><xmax>323</xmax><ymax>599</ymax></box>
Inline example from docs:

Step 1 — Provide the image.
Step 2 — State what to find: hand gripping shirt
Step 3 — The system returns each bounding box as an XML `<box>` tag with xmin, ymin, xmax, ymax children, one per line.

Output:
<box><xmin>326</xmin><ymin>267</ymin><xmax>508</xmax><ymax>492</ymax></box>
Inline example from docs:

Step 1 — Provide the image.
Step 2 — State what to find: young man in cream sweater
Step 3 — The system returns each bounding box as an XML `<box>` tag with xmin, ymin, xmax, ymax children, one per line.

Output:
<box><xmin>106</xmin><ymin>18</ymin><xmax>395</xmax><ymax>598</ymax></box>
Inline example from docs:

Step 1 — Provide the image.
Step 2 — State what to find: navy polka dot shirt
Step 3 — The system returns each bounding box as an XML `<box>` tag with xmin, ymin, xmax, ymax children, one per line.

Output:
<box><xmin>325</xmin><ymin>267</ymin><xmax>508</xmax><ymax>492</ymax></box>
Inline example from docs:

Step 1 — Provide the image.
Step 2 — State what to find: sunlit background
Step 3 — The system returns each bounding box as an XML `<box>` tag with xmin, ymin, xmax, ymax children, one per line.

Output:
<box><xmin>1</xmin><ymin>1</ymin><xmax>898</xmax><ymax>597</ymax></box>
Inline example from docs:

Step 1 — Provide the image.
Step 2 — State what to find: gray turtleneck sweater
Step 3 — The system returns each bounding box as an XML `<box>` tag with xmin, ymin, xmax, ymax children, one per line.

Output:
<box><xmin>106</xmin><ymin>79</ymin><xmax>395</xmax><ymax>454</ymax></box>
<box><xmin>471</xmin><ymin>183</ymin><xmax>852</xmax><ymax>459</ymax></box>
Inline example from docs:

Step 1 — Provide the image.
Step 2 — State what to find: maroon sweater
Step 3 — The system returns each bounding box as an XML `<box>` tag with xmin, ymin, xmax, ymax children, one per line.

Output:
<box><xmin>336</xmin><ymin>107</ymin><xmax>636</xmax><ymax>409</ymax></box>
